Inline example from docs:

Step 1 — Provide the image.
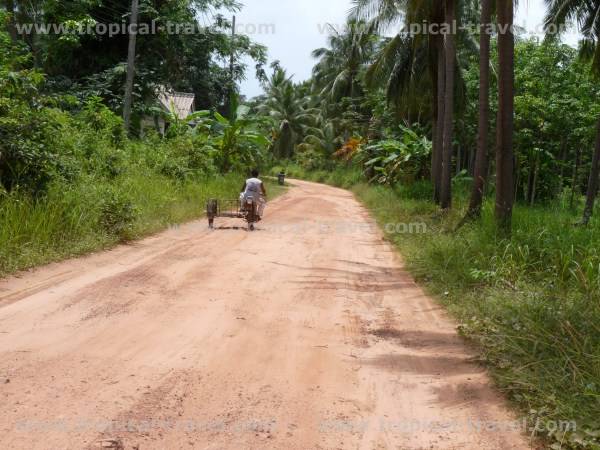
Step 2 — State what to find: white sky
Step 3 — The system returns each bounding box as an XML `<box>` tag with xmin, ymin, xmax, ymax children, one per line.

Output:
<box><xmin>236</xmin><ymin>0</ymin><xmax>581</xmax><ymax>98</ymax></box>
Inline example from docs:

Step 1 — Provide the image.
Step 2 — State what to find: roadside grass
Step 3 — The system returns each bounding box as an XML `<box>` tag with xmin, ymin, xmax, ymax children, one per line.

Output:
<box><xmin>279</xmin><ymin>163</ymin><xmax>600</xmax><ymax>449</ymax></box>
<box><xmin>0</xmin><ymin>172</ymin><xmax>283</xmax><ymax>278</ymax></box>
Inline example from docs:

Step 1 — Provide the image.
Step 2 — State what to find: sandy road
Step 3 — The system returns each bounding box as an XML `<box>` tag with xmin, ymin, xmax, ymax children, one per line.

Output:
<box><xmin>0</xmin><ymin>180</ymin><xmax>531</xmax><ymax>450</ymax></box>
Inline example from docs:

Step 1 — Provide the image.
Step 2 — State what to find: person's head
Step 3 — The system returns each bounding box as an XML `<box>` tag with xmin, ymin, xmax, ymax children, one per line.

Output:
<box><xmin>251</xmin><ymin>169</ymin><xmax>259</xmax><ymax>178</ymax></box>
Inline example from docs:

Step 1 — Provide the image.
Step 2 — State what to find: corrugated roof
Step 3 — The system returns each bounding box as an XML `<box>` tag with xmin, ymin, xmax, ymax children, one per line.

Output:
<box><xmin>158</xmin><ymin>90</ymin><xmax>195</xmax><ymax>120</ymax></box>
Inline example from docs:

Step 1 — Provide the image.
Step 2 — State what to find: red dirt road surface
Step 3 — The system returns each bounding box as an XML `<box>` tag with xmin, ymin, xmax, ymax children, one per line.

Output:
<box><xmin>0</xmin><ymin>180</ymin><xmax>531</xmax><ymax>449</ymax></box>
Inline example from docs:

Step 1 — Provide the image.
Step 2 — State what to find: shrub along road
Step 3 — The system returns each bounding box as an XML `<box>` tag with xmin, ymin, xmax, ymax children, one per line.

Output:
<box><xmin>0</xmin><ymin>180</ymin><xmax>529</xmax><ymax>449</ymax></box>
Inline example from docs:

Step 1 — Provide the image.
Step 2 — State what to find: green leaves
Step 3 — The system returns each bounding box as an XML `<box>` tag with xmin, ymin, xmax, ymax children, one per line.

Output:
<box><xmin>213</xmin><ymin>112</ymin><xmax>229</xmax><ymax>126</ymax></box>
<box><xmin>511</xmin><ymin>40</ymin><xmax>600</xmax><ymax>202</ymax></box>
<box><xmin>356</xmin><ymin>126</ymin><xmax>432</xmax><ymax>185</ymax></box>
<box><xmin>244</xmin><ymin>133</ymin><xmax>270</xmax><ymax>147</ymax></box>
<box><xmin>258</xmin><ymin>66</ymin><xmax>320</xmax><ymax>158</ymax></box>
<box><xmin>184</xmin><ymin>110</ymin><xmax>210</xmax><ymax>123</ymax></box>
<box><xmin>186</xmin><ymin>95</ymin><xmax>272</xmax><ymax>172</ymax></box>
<box><xmin>311</xmin><ymin>19</ymin><xmax>377</xmax><ymax>102</ymax></box>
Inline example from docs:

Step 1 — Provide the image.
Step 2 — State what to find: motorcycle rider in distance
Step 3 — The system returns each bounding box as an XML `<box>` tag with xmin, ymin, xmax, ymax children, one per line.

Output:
<box><xmin>240</xmin><ymin>169</ymin><xmax>267</xmax><ymax>220</ymax></box>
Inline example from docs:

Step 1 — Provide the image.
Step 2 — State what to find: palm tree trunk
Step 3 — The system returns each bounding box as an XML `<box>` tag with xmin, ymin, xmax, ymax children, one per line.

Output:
<box><xmin>432</xmin><ymin>35</ymin><xmax>445</xmax><ymax>205</ymax></box>
<box><xmin>526</xmin><ymin>155</ymin><xmax>535</xmax><ymax>203</ymax></box>
<box><xmin>495</xmin><ymin>0</ymin><xmax>515</xmax><ymax>233</ymax></box>
<box><xmin>530</xmin><ymin>153</ymin><xmax>540</xmax><ymax>206</ymax></box>
<box><xmin>440</xmin><ymin>0</ymin><xmax>456</xmax><ymax>210</ymax></box>
<box><xmin>556</xmin><ymin>137</ymin><xmax>567</xmax><ymax>196</ymax></box>
<box><xmin>581</xmin><ymin>117</ymin><xmax>600</xmax><ymax>225</ymax></box>
<box><xmin>465</xmin><ymin>0</ymin><xmax>492</xmax><ymax>219</ymax></box>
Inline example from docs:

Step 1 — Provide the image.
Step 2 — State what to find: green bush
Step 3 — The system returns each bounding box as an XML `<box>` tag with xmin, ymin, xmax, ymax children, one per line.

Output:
<box><xmin>356</xmin><ymin>128</ymin><xmax>432</xmax><ymax>186</ymax></box>
<box><xmin>98</xmin><ymin>188</ymin><xmax>138</xmax><ymax>240</ymax></box>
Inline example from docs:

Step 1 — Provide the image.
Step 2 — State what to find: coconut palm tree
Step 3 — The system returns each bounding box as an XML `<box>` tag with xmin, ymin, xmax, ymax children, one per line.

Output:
<box><xmin>353</xmin><ymin>0</ymin><xmax>479</xmax><ymax>208</ymax></box>
<box><xmin>545</xmin><ymin>0</ymin><xmax>600</xmax><ymax>225</ymax></box>
<box><xmin>440</xmin><ymin>0</ymin><xmax>457</xmax><ymax>210</ymax></box>
<box><xmin>258</xmin><ymin>67</ymin><xmax>317</xmax><ymax>158</ymax></box>
<box><xmin>364</xmin><ymin>23</ymin><xmax>441</xmax><ymax>121</ymax></box>
<box><xmin>352</xmin><ymin>0</ymin><xmax>448</xmax><ymax>203</ymax></box>
<box><xmin>464</xmin><ymin>0</ymin><xmax>493</xmax><ymax>220</ymax></box>
<box><xmin>441</xmin><ymin>0</ymin><xmax>481</xmax><ymax>209</ymax></box>
<box><xmin>312</xmin><ymin>19</ymin><xmax>378</xmax><ymax>102</ymax></box>
<box><xmin>495</xmin><ymin>0</ymin><xmax>515</xmax><ymax>232</ymax></box>
<box><xmin>298</xmin><ymin>120</ymin><xmax>339</xmax><ymax>158</ymax></box>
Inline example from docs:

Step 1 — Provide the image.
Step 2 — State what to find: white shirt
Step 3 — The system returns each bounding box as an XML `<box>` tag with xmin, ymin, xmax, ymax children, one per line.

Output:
<box><xmin>244</xmin><ymin>178</ymin><xmax>263</xmax><ymax>196</ymax></box>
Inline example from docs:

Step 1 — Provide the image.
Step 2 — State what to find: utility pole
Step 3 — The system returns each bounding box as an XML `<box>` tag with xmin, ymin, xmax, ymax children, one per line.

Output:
<box><xmin>230</xmin><ymin>15</ymin><xmax>236</xmax><ymax>80</ymax></box>
<box><xmin>123</xmin><ymin>0</ymin><xmax>139</xmax><ymax>134</ymax></box>
<box><xmin>228</xmin><ymin>15</ymin><xmax>236</xmax><ymax>120</ymax></box>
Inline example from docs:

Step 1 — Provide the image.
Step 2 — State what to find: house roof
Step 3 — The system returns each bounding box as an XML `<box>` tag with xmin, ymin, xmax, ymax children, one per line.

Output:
<box><xmin>158</xmin><ymin>91</ymin><xmax>195</xmax><ymax>120</ymax></box>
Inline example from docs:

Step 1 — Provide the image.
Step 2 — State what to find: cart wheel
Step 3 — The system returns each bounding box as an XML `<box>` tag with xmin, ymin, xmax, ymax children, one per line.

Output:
<box><xmin>249</xmin><ymin>223</ymin><xmax>255</xmax><ymax>231</ymax></box>
<box><xmin>206</xmin><ymin>199</ymin><xmax>217</xmax><ymax>229</ymax></box>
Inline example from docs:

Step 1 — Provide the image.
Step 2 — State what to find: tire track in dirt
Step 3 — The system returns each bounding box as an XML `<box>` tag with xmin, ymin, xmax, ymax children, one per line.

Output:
<box><xmin>0</xmin><ymin>180</ymin><xmax>532</xmax><ymax>449</ymax></box>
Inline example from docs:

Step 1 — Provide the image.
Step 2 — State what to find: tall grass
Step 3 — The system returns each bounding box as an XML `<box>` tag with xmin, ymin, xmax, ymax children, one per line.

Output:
<box><xmin>0</xmin><ymin>172</ymin><xmax>280</xmax><ymax>277</ymax></box>
<box><xmin>287</xmin><ymin>164</ymin><xmax>600</xmax><ymax>448</ymax></box>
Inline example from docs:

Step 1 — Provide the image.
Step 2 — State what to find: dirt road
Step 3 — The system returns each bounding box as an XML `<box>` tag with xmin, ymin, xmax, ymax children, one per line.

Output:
<box><xmin>0</xmin><ymin>180</ymin><xmax>531</xmax><ymax>449</ymax></box>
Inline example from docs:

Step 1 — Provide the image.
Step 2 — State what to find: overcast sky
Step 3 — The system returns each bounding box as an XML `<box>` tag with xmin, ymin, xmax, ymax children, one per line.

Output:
<box><xmin>235</xmin><ymin>0</ymin><xmax>581</xmax><ymax>98</ymax></box>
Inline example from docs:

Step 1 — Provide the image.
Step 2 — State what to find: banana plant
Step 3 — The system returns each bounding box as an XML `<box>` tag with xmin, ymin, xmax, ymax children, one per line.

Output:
<box><xmin>356</xmin><ymin>125</ymin><xmax>431</xmax><ymax>185</ymax></box>
<box><xmin>195</xmin><ymin>95</ymin><xmax>270</xmax><ymax>172</ymax></box>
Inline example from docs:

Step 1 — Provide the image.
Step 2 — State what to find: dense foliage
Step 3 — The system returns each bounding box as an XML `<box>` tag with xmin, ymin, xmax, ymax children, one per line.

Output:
<box><xmin>0</xmin><ymin>6</ymin><xmax>274</xmax><ymax>274</ymax></box>
<box><xmin>2</xmin><ymin>0</ymin><xmax>266</xmax><ymax>120</ymax></box>
<box><xmin>259</xmin><ymin>33</ymin><xmax>600</xmax><ymax>213</ymax></box>
<box><xmin>460</xmin><ymin>40</ymin><xmax>600</xmax><ymax>205</ymax></box>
